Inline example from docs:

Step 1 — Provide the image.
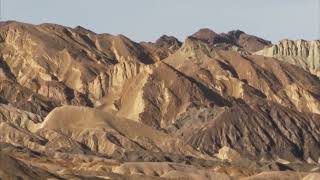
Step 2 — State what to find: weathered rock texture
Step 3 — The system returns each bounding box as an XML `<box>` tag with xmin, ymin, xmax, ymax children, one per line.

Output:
<box><xmin>191</xmin><ymin>28</ymin><xmax>272</xmax><ymax>52</ymax></box>
<box><xmin>256</xmin><ymin>40</ymin><xmax>320</xmax><ymax>77</ymax></box>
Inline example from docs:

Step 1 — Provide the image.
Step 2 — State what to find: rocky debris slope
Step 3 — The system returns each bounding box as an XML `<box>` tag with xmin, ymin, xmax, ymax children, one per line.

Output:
<box><xmin>255</xmin><ymin>39</ymin><xmax>320</xmax><ymax>77</ymax></box>
<box><xmin>170</xmin><ymin>100</ymin><xmax>320</xmax><ymax>163</ymax></box>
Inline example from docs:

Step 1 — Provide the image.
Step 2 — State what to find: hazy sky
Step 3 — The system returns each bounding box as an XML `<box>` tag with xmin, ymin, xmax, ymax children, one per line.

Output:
<box><xmin>2</xmin><ymin>0</ymin><xmax>319</xmax><ymax>42</ymax></box>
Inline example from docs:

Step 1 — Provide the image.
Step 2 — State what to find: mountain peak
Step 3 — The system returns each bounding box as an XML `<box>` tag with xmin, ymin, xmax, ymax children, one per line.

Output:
<box><xmin>191</xmin><ymin>28</ymin><xmax>219</xmax><ymax>43</ymax></box>
<box><xmin>193</xmin><ymin>28</ymin><xmax>217</xmax><ymax>36</ymax></box>
<box><xmin>155</xmin><ymin>35</ymin><xmax>182</xmax><ymax>48</ymax></box>
<box><xmin>74</xmin><ymin>25</ymin><xmax>96</xmax><ymax>34</ymax></box>
<box><xmin>227</xmin><ymin>30</ymin><xmax>245</xmax><ymax>38</ymax></box>
<box><xmin>190</xmin><ymin>28</ymin><xmax>271</xmax><ymax>52</ymax></box>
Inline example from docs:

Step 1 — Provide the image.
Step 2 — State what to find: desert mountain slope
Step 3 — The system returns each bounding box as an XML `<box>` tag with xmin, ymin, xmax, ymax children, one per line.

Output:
<box><xmin>0</xmin><ymin>21</ymin><xmax>320</xmax><ymax>179</ymax></box>
<box><xmin>0</xmin><ymin>21</ymin><xmax>163</xmax><ymax>115</ymax></box>
<box><xmin>170</xmin><ymin>100</ymin><xmax>320</xmax><ymax>162</ymax></box>
<box><xmin>98</xmin><ymin>61</ymin><xmax>229</xmax><ymax>128</ymax></box>
<box><xmin>164</xmin><ymin>37</ymin><xmax>320</xmax><ymax>115</ymax></box>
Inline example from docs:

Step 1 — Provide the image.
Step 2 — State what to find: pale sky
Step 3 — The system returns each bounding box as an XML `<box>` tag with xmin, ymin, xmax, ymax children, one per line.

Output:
<box><xmin>2</xmin><ymin>0</ymin><xmax>319</xmax><ymax>42</ymax></box>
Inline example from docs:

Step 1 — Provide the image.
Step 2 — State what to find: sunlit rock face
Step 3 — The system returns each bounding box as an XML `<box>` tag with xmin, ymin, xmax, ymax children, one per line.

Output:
<box><xmin>256</xmin><ymin>40</ymin><xmax>320</xmax><ymax>77</ymax></box>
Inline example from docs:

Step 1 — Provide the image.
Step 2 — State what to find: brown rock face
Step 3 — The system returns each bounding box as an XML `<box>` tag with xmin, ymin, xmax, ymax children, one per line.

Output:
<box><xmin>164</xmin><ymin>37</ymin><xmax>320</xmax><ymax>115</ymax></box>
<box><xmin>0</xmin><ymin>148</ymin><xmax>58</xmax><ymax>180</ymax></box>
<box><xmin>0</xmin><ymin>21</ymin><xmax>320</xmax><ymax>179</ymax></box>
<box><xmin>172</xmin><ymin>100</ymin><xmax>320</xmax><ymax>162</ymax></box>
<box><xmin>191</xmin><ymin>28</ymin><xmax>271</xmax><ymax>52</ymax></box>
<box><xmin>141</xmin><ymin>35</ymin><xmax>182</xmax><ymax>61</ymax></box>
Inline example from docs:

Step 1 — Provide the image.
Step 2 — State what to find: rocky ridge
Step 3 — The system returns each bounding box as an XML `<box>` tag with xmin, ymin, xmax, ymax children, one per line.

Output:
<box><xmin>191</xmin><ymin>28</ymin><xmax>272</xmax><ymax>52</ymax></box>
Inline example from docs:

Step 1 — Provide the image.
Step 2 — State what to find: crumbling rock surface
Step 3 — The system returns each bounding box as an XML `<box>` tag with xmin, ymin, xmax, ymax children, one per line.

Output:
<box><xmin>171</xmin><ymin>100</ymin><xmax>320</xmax><ymax>162</ymax></box>
<box><xmin>256</xmin><ymin>39</ymin><xmax>320</xmax><ymax>77</ymax></box>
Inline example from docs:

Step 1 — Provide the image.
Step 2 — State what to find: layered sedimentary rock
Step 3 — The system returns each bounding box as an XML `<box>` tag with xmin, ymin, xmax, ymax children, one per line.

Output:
<box><xmin>256</xmin><ymin>39</ymin><xmax>320</xmax><ymax>77</ymax></box>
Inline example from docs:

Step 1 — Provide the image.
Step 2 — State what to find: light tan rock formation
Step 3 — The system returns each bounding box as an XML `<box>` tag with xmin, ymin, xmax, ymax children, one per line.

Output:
<box><xmin>216</xmin><ymin>146</ymin><xmax>242</xmax><ymax>162</ymax></box>
<box><xmin>255</xmin><ymin>40</ymin><xmax>320</xmax><ymax>77</ymax></box>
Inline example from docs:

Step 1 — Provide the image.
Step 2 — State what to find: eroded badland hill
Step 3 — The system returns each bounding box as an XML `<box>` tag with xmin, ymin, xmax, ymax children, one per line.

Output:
<box><xmin>0</xmin><ymin>21</ymin><xmax>320</xmax><ymax>179</ymax></box>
